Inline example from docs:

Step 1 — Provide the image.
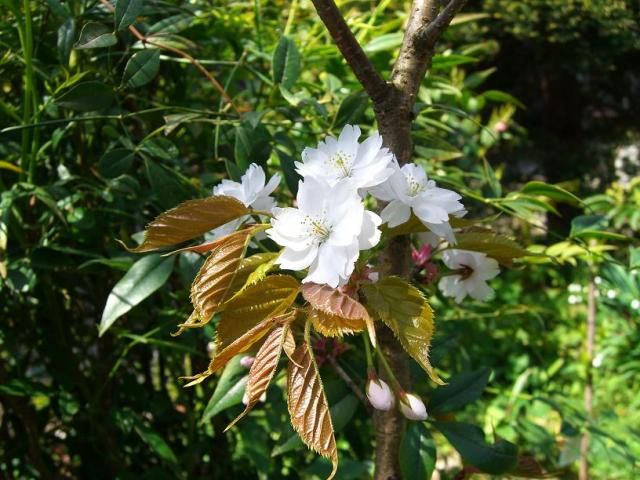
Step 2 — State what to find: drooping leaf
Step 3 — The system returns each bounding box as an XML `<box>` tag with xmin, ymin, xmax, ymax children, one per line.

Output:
<box><xmin>429</xmin><ymin>368</ymin><xmax>491</xmax><ymax>414</ymax></box>
<box><xmin>521</xmin><ymin>181</ymin><xmax>581</xmax><ymax>205</ymax></box>
<box><xmin>301</xmin><ymin>283</ymin><xmax>375</xmax><ymax>345</ymax></box>
<box><xmin>216</xmin><ymin>275</ymin><xmax>299</xmax><ymax>349</ymax></box>
<box><xmin>272</xmin><ymin>36</ymin><xmax>300</xmax><ymax>90</ymax></box>
<box><xmin>74</xmin><ymin>23</ymin><xmax>117</xmax><ymax>49</ymax></box>
<box><xmin>55</xmin><ymin>81</ymin><xmax>115</xmax><ymax>111</ymax></box>
<box><xmin>99</xmin><ymin>254</ymin><xmax>175</xmax><ymax>336</ymax></box>
<box><xmin>201</xmin><ymin>357</ymin><xmax>247</xmax><ymax>423</ymax></box>
<box><xmin>226</xmin><ymin>324</ymin><xmax>289</xmax><ymax>430</ymax></box>
<box><xmin>361</xmin><ymin>277</ymin><xmax>441</xmax><ymax>384</ymax></box>
<box><xmin>455</xmin><ymin>232</ymin><xmax>537</xmax><ymax>266</ymax></box>
<box><xmin>134</xmin><ymin>420</ymin><xmax>179</xmax><ymax>466</ymax></box>
<box><xmin>190</xmin><ymin>228</ymin><xmax>257</xmax><ymax>325</ymax></box>
<box><xmin>309</xmin><ymin>309</ymin><xmax>365</xmax><ymax>337</ymax></box>
<box><xmin>434</xmin><ymin>422</ymin><xmax>519</xmax><ymax>475</ymax></box>
<box><xmin>400</xmin><ymin>423</ymin><xmax>436</xmax><ymax>480</ymax></box>
<box><xmin>115</xmin><ymin>0</ymin><xmax>143</xmax><ymax>31</ymax></box>
<box><xmin>287</xmin><ymin>342</ymin><xmax>338</xmax><ymax>479</ymax></box>
<box><xmin>123</xmin><ymin>196</ymin><xmax>249</xmax><ymax>252</ymax></box>
<box><xmin>122</xmin><ymin>49</ymin><xmax>161</xmax><ymax>88</ymax></box>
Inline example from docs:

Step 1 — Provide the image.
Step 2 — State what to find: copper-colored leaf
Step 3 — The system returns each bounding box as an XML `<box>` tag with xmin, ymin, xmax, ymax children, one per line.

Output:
<box><xmin>216</xmin><ymin>275</ymin><xmax>299</xmax><ymax>351</ymax></box>
<box><xmin>229</xmin><ymin>252</ymin><xmax>280</xmax><ymax>292</ymax></box>
<box><xmin>183</xmin><ymin>311</ymin><xmax>294</xmax><ymax>387</ymax></box>
<box><xmin>310</xmin><ymin>309</ymin><xmax>365</xmax><ymax>337</ymax></box>
<box><xmin>361</xmin><ymin>277</ymin><xmax>442</xmax><ymax>384</ymax></box>
<box><xmin>302</xmin><ymin>283</ymin><xmax>375</xmax><ymax>346</ymax></box>
<box><xmin>282</xmin><ymin>324</ymin><xmax>297</xmax><ymax>365</ymax></box>
<box><xmin>225</xmin><ymin>325</ymin><xmax>288</xmax><ymax>431</ymax></box>
<box><xmin>124</xmin><ymin>196</ymin><xmax>249</xmax><ymax>252</ymax></box>
<box><xmin>287</xmin><ymin>342</ymin><xmax>338</xmax><ymax>479</ymax></box>
<box><xmin>190</xmin><ymin>228</ymin><xmax>255</xmax><ymax>325</ymax></box>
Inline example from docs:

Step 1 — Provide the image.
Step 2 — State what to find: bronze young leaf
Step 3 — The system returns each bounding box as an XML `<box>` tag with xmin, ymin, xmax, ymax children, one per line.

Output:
<box><xmin>287</xmin><ymin>342</ymin><xmax>338</xmax><ymax>479</ymax></box>
<box><xmin>123</xmin><ymin>195</ymin><xmax>249</xmax><ymax>252</ymax></box>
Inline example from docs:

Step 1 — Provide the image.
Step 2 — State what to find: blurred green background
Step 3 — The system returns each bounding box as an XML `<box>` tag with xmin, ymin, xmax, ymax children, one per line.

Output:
<box><xmin>1</xmin><ymin>0</ymin><xmax>639</xmax><ymax>478</ymax></box>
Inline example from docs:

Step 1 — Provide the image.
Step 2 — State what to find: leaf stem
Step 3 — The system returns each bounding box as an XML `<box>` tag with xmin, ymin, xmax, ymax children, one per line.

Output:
<box><xmin>375</xmin><ymin>347</ymin><xmax>403</xmax><ymax>394</ymax></box>
<box><xmin>363</xmin><ymin>332</ymin><xmax>374</xmax><ymax>369</ymax></box>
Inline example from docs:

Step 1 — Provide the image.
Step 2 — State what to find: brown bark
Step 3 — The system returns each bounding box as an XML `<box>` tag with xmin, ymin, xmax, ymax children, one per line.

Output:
<box><xmin>308</xmin><ymin>1</ymin><xmax>467</xmax><ymax>478</ymax></box>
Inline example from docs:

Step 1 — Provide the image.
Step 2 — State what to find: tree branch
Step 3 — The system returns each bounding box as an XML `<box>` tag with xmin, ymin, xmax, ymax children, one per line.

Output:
<box><xmin>415</xmin><ymin>0</ymin><xmax>467</xmax><ymax>49</ymax></box>
<box><xmin>309</xmin><ymin>0</ymin><xmax>389</xmax><ymax>102</ymax></box>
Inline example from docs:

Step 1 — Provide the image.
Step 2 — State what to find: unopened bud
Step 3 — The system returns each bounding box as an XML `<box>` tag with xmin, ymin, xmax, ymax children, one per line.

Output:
<box><xmin>366</xmin><ymin>377</ymin><xmax>395</xmax><ymax>411</ymax></box>
<box><xmin>240</xmin><ymin>356</ymin><xmax>255</xmax><ymax>368</ymax></box>
<box><xmin>399</xmin><ymin>392</ymin><xmax>428</xmax><ymax>421</ymax></box>
<box><xmin>242</xmin><ymin>389</ymin><xmax>267</xmax><ymax>406</ymax></box>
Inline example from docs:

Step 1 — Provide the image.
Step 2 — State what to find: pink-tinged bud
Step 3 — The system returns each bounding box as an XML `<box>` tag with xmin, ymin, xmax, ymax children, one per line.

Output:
<box><xmin>399</xmin><ymin>392</ymin><xmax>428</xmax><ymax>421</ymax></box>
<box><xmin>239</xmin><ymin>356</ymin><xmax>255</xmax><ymax>369</ymax></box>
<box><xmin>412</xmin><ymin>245</ymin><xmax>433</xmax><ymax>268</ymax></box>
<box><xmin>241</xmin><ymin>389</ymin><xmax>266</xmax><ymax>406</ymax></box>
<box><xmin>495</xmin><ymin>120</ymin><xmax>508</xmax><ymax>133</ymax></box>
<box><xmin>366</xmin><ymin>378</ymin><xmax>395</xmax><ymax>411</ymax></box>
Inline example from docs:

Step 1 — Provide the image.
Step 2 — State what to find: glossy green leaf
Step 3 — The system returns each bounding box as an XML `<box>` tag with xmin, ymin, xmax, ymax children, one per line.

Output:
<box><xmin>335</xmin><ymin>91</ymin><xmax>368</xmax><ymax>129</ymax></box>
<box><xmin>272</xmin><ymin>36</ymin><xmax>300</xmax><ymax>89</ymax></box>
<box><xmin>431</xmin><ymin>54</ymin><xmax>477</xmax><ymax>70</ymax></box>
<box><xmin>55</xmin><ymin>81</ymin><xmax>115</xmax><ymax>111</ymax></box>
<box><xmin>147</xmin><ymin>13</ymin><xmax>193</xmax><ymax>34</ymax></box>
<box><xmin>234</xmin><ymin>125</ymin><xmax>251</xmax><ymax>172</ymax></box>
<box><xmin>434</xmin><ymin>422</ymin><xmax>519</xmax><ymax>475</ymax></box>
<box><xmin>400</xmin><ymin>423</ymin><xmax>436</xmax><ymax>480</ymax></box>
<box><xmin>430</xmin><ymin>368</ymin><xmax>491</xmax><ymax>414</ymax></box>
<box><xmin>276</xmin><ymin>150</ymin><xmax>301</xmax><ymax>196</ymax></box>
<box><xmin>98</xmin><ymin>149</ymin><xmax>135</xmax><ymax>178</ymax></box>
<box><xmin>521</xmin><ymin>181</ymin><xmax>581</xmax><ymax>205</ymax></box>
<box><xmin>115</xmin><ymin>0</ymin><xmax>143</xmax><ymax>31</ymax></box>
<box><xmin>122</xmin><ymin>49</ymin><xmax>161</xmax><ymax>88</ymax></box>
<box><xmin>74</xmin><ymin>23</ymin><xmax>117</xmax><ymax>49</ymax></box>
<box><xmin>201</xmin><ymin>357</ymin><xmax>248</xmax><ymax>423</ymax></box>
<box><xmin>363</xmin><ymin>32</ymin><xmax>403</xmax><ymax>53</ymax></box>
<box><xmin>134</xmin><ymin>421</ymin><xmax>178</xmax><ymax>466</ymax></box>
<box><xmin>99</xmin><ymin>254</ymin><xmax>175</xmax><ymax>336</ymax></box>
<box><xmin>482</xmin><ymin>90</ymin><xmax>525</xmax><ymax>109</ymax></box>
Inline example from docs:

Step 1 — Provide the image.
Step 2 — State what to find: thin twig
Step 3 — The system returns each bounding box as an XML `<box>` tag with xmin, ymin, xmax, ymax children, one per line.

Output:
<box><xmin>98</xmin><ymin>0</ymin><xmax>238</xmax><ymax>113</ymax></box>
<box><xmin>309</xmin><ymin>0</ymin><xmax>389</xmax><ymax>103</ymax></box>
<box><xmin>327</xmin><ymin>355</ymin><xmax>372</xmax><ymax>412</ymax></box>
<box><xmin>415</xmin><ymin>0</ymin><xmax>467</xmax><ymax>49</ymax></box>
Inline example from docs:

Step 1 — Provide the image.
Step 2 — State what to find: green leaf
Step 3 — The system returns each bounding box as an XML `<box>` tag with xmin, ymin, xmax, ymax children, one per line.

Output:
<box><xmin>122</xmin><ymin>49</ymin><xmax>160</xmax><ymax>88</ymax></box>
<box><xmin>521</xmin><ymin>181</ymin><xmax>581</xmax><ymax>205</ymax></box>
<box><xmin>630</xmin><ymin>247</ymin><xmax>640</xmax><ymax>270</ymax></box>
<box><xmin>98</xmin><ymin>148</ymin><xmax>135</xmax><ymax>178</ymax></box>
<box><xmin>570</xmin><ymin>215</ymin><xmax>629</xmax><ymax>242</ymax></box>
<box><xmin>361</xmin><ymin>277</ymin><xmax>441</xmax><ymax>384</ymax></box>
<box><xmin>455</xmin><ymin>232</ymin><xmax>537</xmax><ymax>266</ymax></box>
<box><xmin>134</xmin><ymin>421</ymin><xmax>178</xmax><ymax>466</ymax></box>
<box><xmin>99</xmin><ymin>254</ymin><xmax>175</xmax><ymax>336</ymax></box>
<box><xmin>201</xmin><ymin>357</ymin><xmax>248</xmax><ymax>423</ymax></box>
<box><xmin>400</xmin><ymin>423</ymin><xmax>436</xmax><ymax>480</ymax></box>
<box><xmin>335</xmin><ymin>91</ymin><xmax>369</xmax><ymax>129</ymax></box>
<box><xmin>482</xmin><ymin>90</ymin><xmax>525</xmax><ymax>109</ymax></box>
<box><xmin>414</xmin><ymin>134</ymin><xmax>463</xmax><ymax>161</ymax></box>
<box><xmin>430</xmin><ymin>368</ymin><xmax>491</xmax><ymax>414</ymax></box>
<box><xmin>272</xmin><ymin>36</ymin><xmax>300</xmax><ymax>90</ymax></box>
<box><xmin>115</xmin><ymin>0</ymin><xmax>143</xmax><ymax>31</ymax></box>
<box><xmin>276</xmin><ymin>150</ymin><xmax>301</xmax><ymax>196</ymax></box>
<box><xmin>55</xmin><ymin>81</ymin><xmax>115</xmax><ymax>111</ymax></box>
<box><xmin>434</xmin><ymin>422</ymin><xmax>519</xmax><ymax>475</ymax></box>
<box><xmin>144</xmin><ymin>159</ymin><xmax>194</xmax><ymax>210</ymax></box>
<box><xmin>234</xmin><ymin>125</ymin><xmax>251</xmax><ymax>172</ymax></box>
<box><xmin>363</xmin><ymin>32</ymin><xmax>403</xmax><ymax>53</ymax></box>
<box><xmin>431</xmin><ymin>54</ymin><xmax>477</xmax><ymax>70</ymax></box>
<box><xmin>147</xmin><ymin>13</ymin><xmax>193</xmax><ymax>34</ymax></box>
<box><xmin>57</xmin><ymin>18</ymin><xmax>76</xmax><ymax>64</ymax></box>
<box><xmin>74</xmin><ymin>22</ymin><xmax>117</xmax><ymax>50</ymax></box>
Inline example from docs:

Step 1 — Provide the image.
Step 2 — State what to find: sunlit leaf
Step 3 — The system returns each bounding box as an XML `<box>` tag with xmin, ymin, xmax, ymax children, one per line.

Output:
<box><xmin>74</xmin><ymin>23</ymin><xmax>117</xmax><ymax>50</ymax></box>
<box><xmin>190</xmin><ymin>228</ymin><xmax>257</xmax><ymax>326</ymax></box>
<box><xmin>99</xmin><ymin>254</ymin><xmax>175</xmax><ymax>336</ymax></box>
<box><xmin>201</xmin><ymin>357</ymin><xmax>247</xmax><ymax>423</ymax></box>
<box><xmin>521</xmin><ymin>181</ymin><xmax>581</xmax><ymax>205</ymax></box>
<box><xmin>226</xmin><ymin>324</ymin><xmax>289</xmax><ymax>431</ymax></box>
<box><xmin>123</xmin><ymin>196</ymin><xmax>249</xmax><ymax>252</ymax></box>
<box><xmin>309</xmin><ymin>309</ymin><xmax>365</xmax><ymax>337</ymax></box>
<box><xmin>287</xmin><ymin>341</ymin><xmax>338</xmax><ymax>479</ymax></box>
<box><xmin>229</xmin><ymin>252</ymin><xmax>280</xmax><ymax>292</ymax></box>
<box><xmin>272</xmin><ymin>36</ymin><xmax>300</xmax><ymax>90</ymax></box>
<box><xmin>361</xmin><ymin>277</ymin><xmax>441</xmax><ymax>384</ymax></box>
<box><xmin>455</xmin><ymin>232</ymin><xmax>537</xmax><ymax>266</ymax></box>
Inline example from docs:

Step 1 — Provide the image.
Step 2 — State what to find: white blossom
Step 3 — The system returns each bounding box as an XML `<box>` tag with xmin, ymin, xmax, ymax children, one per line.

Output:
<box><xmin>208</xmin><ymin>163</ymin><xmax>280</xmax><ymax>239</ymax></box>
<box><xmin>438</xmin><ymin>249</ymin><xmax>500</xmax><ymax>303</ymax></box>
<box><xmin>366</xmin><ymin>377</ymin><xmax>395</xmax><ymax>411</ymax></box>
<box><xmin>295</xmin><ymin>124</ymin><xmax>394</xmax><ymax>192</ymax></box>
<box><xmin>399</xmin><ymin>392</ymin><xmax>428</xmax><ymax>421</ymax></box>
<box><xmin>372</xmin><ymin>162</ymin><xmax>464</xmax><ymax>242</ymax></box>
<box><xmin>267</xmin><ymin>177</ymin><xmax>381</xmax><ymax>288</ymax></box>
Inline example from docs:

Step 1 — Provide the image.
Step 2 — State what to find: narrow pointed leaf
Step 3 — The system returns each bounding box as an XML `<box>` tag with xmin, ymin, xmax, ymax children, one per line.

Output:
<box><xmin>201</xmin><ymin>357</ymin><xmax>247</xmax><ymax>423</ymax></box>
<box><xmin>226</xmin><ymin>325</ymin><xmax>288</xmax><ymax>431</ymax></box>
<box><xmin>115</xmin><ymin>0</ymin><xmax>143</xmax><ymax>31</ymax></box>
<box><xmin>124</xmin><ymin>196</ymin><xmax>249</xmax><ymax>252</ymax></box>
<box><xmin>362</xmin><ymin>277</ymin><xmax>441</xmax><ymax>384</ymax></box>
<box><xmin>190</xmin><ymin>228</ymin><xmax>256</xmax><ymax>325</ymax></box>
<box><xmin>287</xmin><ymin>342</ymin><xmax>338</xmax><ymax>479</ymax></box>
<box><xmin>122</xmin><ymin>49</ymin><xmax>161</xmax><ymax>88</ymax></box>
<box><xmin>74</xmin><ymin>22</ymin><xmax>117</xmax><ymax>49</ymax></box>
<box><xmin>216</xmin><ymin>275</ymin><xmax>299</xmax><ymax>350</ymax></box>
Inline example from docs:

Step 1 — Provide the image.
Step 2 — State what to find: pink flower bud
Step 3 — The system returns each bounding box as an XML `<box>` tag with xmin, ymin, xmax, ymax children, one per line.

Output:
<box><xmin>412</xmin><ymin>244</ymin><xmax>433</xmax><ymax>268</ymax></box>
<box><xmin>366</xmin><ymin>377</ymin><xmax>395</xmax><ymax>411</ymax></box>
<box><xmin>495</xmin><ymin>120</ymin><xmax>508</xmax><ymax>132</ymax></box>
<box><xmin>399</xmin><ymin>392</ymin><xmax>428</xmax><ymax>421</ymax></box>
<box><xmin>239</xmin><ymin>356</ymin><xmax>255</xmax><ymax>369</ymax></box>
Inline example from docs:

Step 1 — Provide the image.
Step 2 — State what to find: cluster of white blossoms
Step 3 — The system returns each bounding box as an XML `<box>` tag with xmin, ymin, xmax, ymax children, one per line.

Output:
<box><xmin>210</xmin><ymin>125</ymin><xmax>500</xmax><ymax>300</ymax></box>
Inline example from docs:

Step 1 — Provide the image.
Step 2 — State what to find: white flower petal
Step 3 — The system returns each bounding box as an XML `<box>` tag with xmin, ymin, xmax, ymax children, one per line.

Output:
<box><xmin>358</xmin><ymin>211</ymin><xmax>382</xmax><ymax>250</ymax></box>
<box><xmin>380</xmin><ymin>200</ymin><xmax>411</xmax><ymax>228</ymax></box>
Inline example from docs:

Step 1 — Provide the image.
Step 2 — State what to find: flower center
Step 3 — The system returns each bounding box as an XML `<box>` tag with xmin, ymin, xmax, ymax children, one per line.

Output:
<box><xmin>329</xmin><ymin>150</ymin><xmax>353</xmax><ymax>178</ymax></box>
<box><xmin>303</xmin><ymin>214</ymin><xmax>332</xmax><ymax>242</ymax></box>
<box><xmin>456</xmin><ymin>264</ymin><xmax>474</xmax><ymax>280</ymax></box>
<box><xmin>405</xmin><ymin>174</ymin><xmax>426</xmax><ymax>196</ymax></box>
